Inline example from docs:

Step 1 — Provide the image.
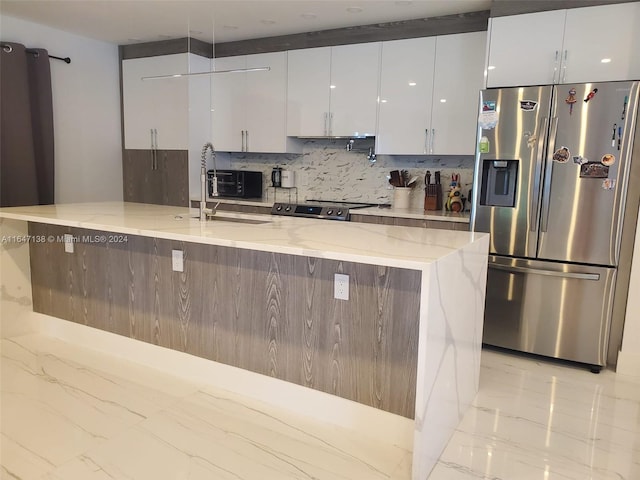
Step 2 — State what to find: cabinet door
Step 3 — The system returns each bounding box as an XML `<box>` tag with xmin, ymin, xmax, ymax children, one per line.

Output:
<box><xmin>377</xmin><ymin>37</ymin><xmax>435</xmax><ymax>155</ymax></box>
<box><xmin>287</xmin><ymin>47</ymin><xmax>331</xmax><ymax>136</ymax></box>
<box><xmin>486</xmin><ymin>10</ymin><xmax>566</xmax><ymax>87</ymax></box>
<box><xmin>562</xmin><ymin>3</ymin><xmax>640</xmax><ymax>83</ymax></box>
<box><xmin>431</xmin><ymin>32</ymin><xmax>486</xmax><ymax>155</ymax></box>
<box><xmin>212</xmin><ymin>56</ymin><xmax>247</xmax><ymax>152</ymax></box>
<box><xmin>329</xmin><ymin>42</ymin><xmax>381</xmax><ymax>137</ymax></box>
<box><xmin>122</xmin><ymin>54</ymin><xmax>189</xmax><ymax>149</ymax></box>
<box><xmin>245</xmin><ymin>52</ymin><xmax>288</xmax><ymax>152</ymax></box>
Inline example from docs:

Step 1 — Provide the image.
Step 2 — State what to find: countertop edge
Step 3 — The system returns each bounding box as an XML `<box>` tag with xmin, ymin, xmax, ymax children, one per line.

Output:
<box><xmin>0</xmin><ymin>208</ymin><xmax>483</xmax><ymax>271</ymax></box>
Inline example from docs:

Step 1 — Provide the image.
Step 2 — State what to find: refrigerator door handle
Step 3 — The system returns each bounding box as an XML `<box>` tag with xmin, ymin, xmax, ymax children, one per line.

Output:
<box><xmin>541</xmin><ymin>117</ymin><xmax>559</xmax><ymax>233</ymax></box>
<box><xmin>530</xmin><ymin>116</ymin><xmax>548</xmax><ymax>233</ymax></box>
<box><xmin>489</xmin><ymin>263</ymin><xmax>600</xmax><ymax>281</ymax></box>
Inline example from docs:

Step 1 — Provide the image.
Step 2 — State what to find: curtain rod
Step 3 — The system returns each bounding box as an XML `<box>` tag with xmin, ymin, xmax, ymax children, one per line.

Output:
<box><xmin>2</xmin><ymin>44</ymin><xmax>71</xmax><ymax>64</ymax></box>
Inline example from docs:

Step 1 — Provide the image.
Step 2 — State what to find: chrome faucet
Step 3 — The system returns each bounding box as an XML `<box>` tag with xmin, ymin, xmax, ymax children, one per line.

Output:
<box><xmin>200</xmin><ymin>142</ymin><xmax>219</xmax><ymax>221</ymax></box>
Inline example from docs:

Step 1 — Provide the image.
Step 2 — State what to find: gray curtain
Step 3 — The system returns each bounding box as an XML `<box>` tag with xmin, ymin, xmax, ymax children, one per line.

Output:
<box><xmin>1</xmin><ymin>42</ymin><xmax>55</xmax><ymax>206</ymax></box>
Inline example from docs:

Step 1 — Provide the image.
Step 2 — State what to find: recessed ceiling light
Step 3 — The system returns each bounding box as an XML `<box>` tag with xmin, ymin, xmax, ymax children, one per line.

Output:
<box><xmin>408</xmin><ymin>82</ymin><xmax>417</xmax><ymax>86</ymax></box>
<box><xmin>440</xmin><ymin>99</ymin><xmax>447</xmax><ymax>103</ymax></box>
<box><xmin>601</xmin><ymin>58</ymin><xmax>612</xmax><ymax>63</ymax></box>
<box><xmin>346</xmin><ymin>7</ymin><xmax>363</xmax><ymax>13</ymax></box>
<box><xmin>223</xmin><ymin>25</ymin><xmax>238</xmax><ymax>30</ymax></box>
<box><xmin>301</xmin><ymin>13</ymin><xmax>317</xmax><ymax>19</ymax></box>
<box><xmin>261</xmin><ymin>19</ymin><xmax>276</xmax><ymax>25</ymax></box>
<box><xmin>330</xmin><ymin>85</ymin><xmax>336</xmax><ymax>89</ymax></box>
<box><xmin>381</xmin><ymin>99</ymin><xmax>388</xmax><ymax>103</ymax></box>
<box><xmin>487</xmin><ymin>65</ymin><xmax>496</xmax><ymax>70</ymax></box>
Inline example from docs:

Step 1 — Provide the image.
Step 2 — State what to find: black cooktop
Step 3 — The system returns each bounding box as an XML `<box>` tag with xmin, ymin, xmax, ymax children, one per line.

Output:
<box><xmin>271</xmin><ymin>199</ymin><xmax>388</xmax><ymax>221</ymax></box>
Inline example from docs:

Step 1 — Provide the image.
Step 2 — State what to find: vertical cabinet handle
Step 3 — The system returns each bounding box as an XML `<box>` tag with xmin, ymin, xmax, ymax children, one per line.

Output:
<box><xmin>561</xmin><ymin>50</ymin><xmax>568</xmax><ymax>83</ymax></box>
<box><xmin>329</xmin><ymin>112</ymin><xmax>334</xmax><ymax>136</ymax></box>
<box><xmin>430</xmin><ymin>128</ymin><xmax>435</xmax><ymax>154</ymax></box>
<box><xmin>150</xmin><ymin>128</ymin><xmax>158</xmax><ymax>170</ymax></box>
<box><xmin>241</xmin><ymin>130</ymin><xmax>245</xmax><ymax>152</ymax></box>
<box><xmin>154</xmin><ymin>129</ymin><xmax>158</xmax><ymax>170</ymax></box>
<box><xmin>150</xmin><ymin>129</ymin><xmax>154</xmax><ymax>169</ymax></box>
<box><xmin>552</xmin><ymin>50</ymin><xmax>559</xmax><ymax>84</ymax></box>
<box><xmin>323</xmin><ymin>113</ymin><xmax>328</xmax><ymax>136</ymax></box>
<box><xmin>425</xmin><ymin>129</ymin><xmax>429</xmax><ymax>154</ymax></box>
<box><xmin>245</xmin><ymin>130</ymin><xmax>249</xmax><ymax>152</ymax></box>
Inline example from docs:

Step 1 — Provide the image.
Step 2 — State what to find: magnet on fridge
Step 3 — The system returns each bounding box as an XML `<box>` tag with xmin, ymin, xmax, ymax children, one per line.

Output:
<box><xmin>479</xmin><ymin>101</ymin><xmax>498</xmax><ymax>129</ymax></box>
<box><xmin>519</xmin><ymin>100</ymin><xmax>538</xmax><ymax>111</ymax></box>
<box><xmin>572</xmin><ymin>155</ymin><xmax>587</xmax><ymax>165</ymax></box>
<box><xmin>552</xmin><ymin>147</ymin><xmax>570</xmax><ymax>163</ymax></box>
<box><xmin>479</xmin><ymin>136</ymin><xmax>490</xmax><ymax>153</ymax></box>
<box><xmin>584</xmin><ymin>88</ymin><xmax>598</xmax><ymax>103</ymax></box>
<box><xmin>602</xmin><ymin>179</ymin><xmax>616</xmax><ymax>190</ymax></box>
<box><xmin>580</xmin><ymin>162</ymin><xmax>609</xmax><ymax>178</ymax></box>
<box><xmin>565</xmin><ymin>88</ymin><xmax>577</xmax><ymax>115</ymax></box>
<box><xmin>601</xmin><ymin>154</ymin><xmax>616</xmax><ymax>166</ymax></box>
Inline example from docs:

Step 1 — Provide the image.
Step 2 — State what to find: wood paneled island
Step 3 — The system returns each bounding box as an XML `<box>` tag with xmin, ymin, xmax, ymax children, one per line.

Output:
<box><xmin>0</xmin><ymin>202</ymin><xmax>489</xmax><ymax>479</ymax></box>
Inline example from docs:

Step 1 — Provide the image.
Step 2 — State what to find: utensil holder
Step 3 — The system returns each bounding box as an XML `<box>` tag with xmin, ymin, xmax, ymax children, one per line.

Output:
<box><xmin>424</xmin><ymin>184</ymin><xmax>442</xmax><ymax>211</ymax></box>
<box><xmin>393</xmin><ymin>187</ymin><xmax>412</xmax><ymax>209</ymax></box>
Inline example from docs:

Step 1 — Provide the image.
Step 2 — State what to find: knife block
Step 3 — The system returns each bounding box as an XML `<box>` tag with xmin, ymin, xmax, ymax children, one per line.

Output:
<box><xmin>424</xmin><ymin>185</ymin><xmax>442</xmax><ymax>211</ymax></box>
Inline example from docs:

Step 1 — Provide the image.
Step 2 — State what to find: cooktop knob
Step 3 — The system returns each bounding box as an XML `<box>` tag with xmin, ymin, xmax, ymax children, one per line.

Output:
<box><xmin>327</xmin><ymin>209</ymin><xmax>333</xmax><ymax>215</ymax></box>
<box><xmin>337</xmin><ymin>210</ymin><xmax>343</xmax><ymax>216</ymax></box>
<box><xmin>275</xmin><ymin>204</ymin><xmax>283</xmax><ymax>211</ymax></box>
<box><xmin>285</xmin><ymin>205</ymin><xmax>291</xmax><ymax>212</ymax></box>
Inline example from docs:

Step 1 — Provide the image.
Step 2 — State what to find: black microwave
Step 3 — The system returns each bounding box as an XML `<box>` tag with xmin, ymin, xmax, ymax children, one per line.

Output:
<box><xmin>207</xmin><ymin>170</ymin><xmax>263</xmax><ymax>199</ymax></box>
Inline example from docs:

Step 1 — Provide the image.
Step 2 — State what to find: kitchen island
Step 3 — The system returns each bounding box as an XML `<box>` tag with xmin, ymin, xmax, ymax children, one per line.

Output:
<box><xmin>0</xmin><ymin>202</ymin><xmax>488</xmax><ymax>480</ymax></box>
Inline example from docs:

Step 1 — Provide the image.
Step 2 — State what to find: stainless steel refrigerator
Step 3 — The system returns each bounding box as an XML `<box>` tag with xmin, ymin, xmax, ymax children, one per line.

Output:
<box><xmin>471</xmin><ymin>81</ymin><xmax>640</xmax><ymax>371</ymax></box>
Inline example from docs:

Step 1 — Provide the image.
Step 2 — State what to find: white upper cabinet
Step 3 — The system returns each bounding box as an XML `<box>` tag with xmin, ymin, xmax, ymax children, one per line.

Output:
<box><xmin>377</xmin><ymin>32</ymin><xmax>486</xmax><ymax>155</ymax></box>
<box><xmin>329</xmin><ymin>43</ymin><xmax>381</xmax><ymax>137</ymax></box>
<box><xmin>431</xmin><ymin>31</ymin><xmax>487</xmax><ymax>155</ymax></box>
<box><xmin>562</xmin><ymin>3</ymin><xmax>640</xmax><ymax>84</ymax></box>
<box><xmin>122</xmin><ymin>54</ymin><xmax>190</xmax><ymax>149</ymax></box>
<box><xmin>487</xmin><ymin>3</ymin><xmax>640</xmax><ymax>87</ymax></box>
<box><xmin>212</xmin><ymin>51</ymin><xmax>296</xmax><ymax>153</ymax></box>
<box><xmin>486</xmin><ymin>10</ymin><xmax>566</xmax><ymax>87</ymax></box>
<box><xmin>287</xmin><ymin>47</ymin><xmax>331</xmax><ymax>137</ymax></box>
<box><xmin>287</xmin><ymin>43</ymin><xmax>381</xmax><ymax>137</ymax></box>
<box><xmin>376</xmin><ymin>37</ymin><xmax>436</xmax><ymax>155</ymax></box>
<box><xmin>211</xmin><ymin>56</ymin><xmax>246</xmax><ymax>152</ymax></box>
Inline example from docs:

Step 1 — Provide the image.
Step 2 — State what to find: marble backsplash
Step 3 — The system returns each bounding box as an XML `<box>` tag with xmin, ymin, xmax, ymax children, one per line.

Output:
<box><xmin>217</xmin><ymin>139</ymin><xmax>475</xmax><ymax>210</ymax></box>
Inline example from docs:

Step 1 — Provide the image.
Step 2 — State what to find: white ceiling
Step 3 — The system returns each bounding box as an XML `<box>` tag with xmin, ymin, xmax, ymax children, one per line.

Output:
<box><xmin>0</xmin><ymin>0</ymin><xmax>491</xmax><ymax>45</ymax></box>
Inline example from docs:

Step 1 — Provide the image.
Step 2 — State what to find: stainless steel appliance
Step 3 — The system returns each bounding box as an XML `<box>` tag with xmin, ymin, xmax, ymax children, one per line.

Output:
<box><xmin>471</xmin><ymin>81</ymin><xmax>640</xmax><ymax>371</ymax></box>
<box><xmin>271</xmin><ymin>200</ymin><xmax>381</xmax><ymax>221</ymax></box>
<box><xmin>207</xmin><ymin>170</ymin><xmax>262</xmax><ymax>199</ymax></box>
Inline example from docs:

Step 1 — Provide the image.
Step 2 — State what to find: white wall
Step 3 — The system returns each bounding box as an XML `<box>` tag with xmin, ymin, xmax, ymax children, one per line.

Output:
<box><xmin>617</xmin><ymin>204</ymin><xmax>640</xmax><ymax>377</ymax></box>
<box><xmin>1</xmin><ymin>15</ymin><xmax>122</xmax><ymax>203</ymax></box>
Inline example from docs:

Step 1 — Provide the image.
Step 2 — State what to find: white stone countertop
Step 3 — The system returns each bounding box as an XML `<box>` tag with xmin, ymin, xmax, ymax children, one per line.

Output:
<box><xmin>196</xmin><ymin>197</ymin><xmax>470</xmax><ymax>223</ymax></box>
<box><xmin>0</xmin><ymin>202</ymin><xmax>486</xmax><ymax>270</ymax></box>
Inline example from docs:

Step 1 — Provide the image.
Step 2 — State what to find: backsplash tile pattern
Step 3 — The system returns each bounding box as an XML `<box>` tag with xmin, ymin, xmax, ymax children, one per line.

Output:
<box><xmin>220</xmin><ymin>139</ymin><xmax>475</xmax><ymax>210</ymax></box>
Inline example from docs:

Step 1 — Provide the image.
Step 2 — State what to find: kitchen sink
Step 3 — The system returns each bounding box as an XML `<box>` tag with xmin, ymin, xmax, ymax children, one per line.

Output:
<box><xmin>182</xmin><ymin>215</ymin><xmax>271</xmax><ymax>225</ymax></box>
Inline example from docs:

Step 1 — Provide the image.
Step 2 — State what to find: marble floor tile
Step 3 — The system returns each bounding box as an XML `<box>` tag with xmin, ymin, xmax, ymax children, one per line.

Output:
<box><xmin>431</xmin><ymin>349</ymin><xmax>640</xmax><ymax>480</ymax></box>
<box><xmin>2</xmin><ymin>333</ymin><xmax>639</xmax><ymax>480</ymax></box>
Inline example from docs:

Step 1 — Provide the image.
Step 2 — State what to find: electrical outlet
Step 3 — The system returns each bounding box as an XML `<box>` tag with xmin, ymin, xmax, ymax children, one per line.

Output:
<box><xmin>64</xmin><ymin>234</ymin><xmax>74</xmax><ymax>253</ymax></box>
<box><xmin>172</xmin><ymin>249</ymin><xmax>184</xmax><ymax>272</ymax></box>
<box><xmin>334</xmin><ymin>273</ymin><xmax>349</xmax><ymax>300</ymax></box>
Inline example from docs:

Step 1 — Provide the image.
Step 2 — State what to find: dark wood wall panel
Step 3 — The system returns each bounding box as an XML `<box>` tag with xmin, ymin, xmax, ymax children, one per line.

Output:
<box><xmin>28</xmin><ymin>223</ymin><xmax>421</xmax><ymax>418</ymax></box>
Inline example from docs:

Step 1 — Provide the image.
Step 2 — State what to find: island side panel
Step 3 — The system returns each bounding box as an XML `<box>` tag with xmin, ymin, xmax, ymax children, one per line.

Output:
<box><xmin>28</xmin><ymin>222</ymin><xmax>421</xmax><ymax>418</ymax></box>
<box><xmin>412</xmin><ymin>235</ymin><xmax>489</xmax><ymax>480</ymax></box>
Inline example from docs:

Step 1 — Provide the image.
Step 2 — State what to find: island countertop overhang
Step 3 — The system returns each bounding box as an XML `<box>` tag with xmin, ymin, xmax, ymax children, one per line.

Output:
<box><xmin>0</xmin><ymin>202</ymin><xmax>488</xmax><ymax>270</ymax></box>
